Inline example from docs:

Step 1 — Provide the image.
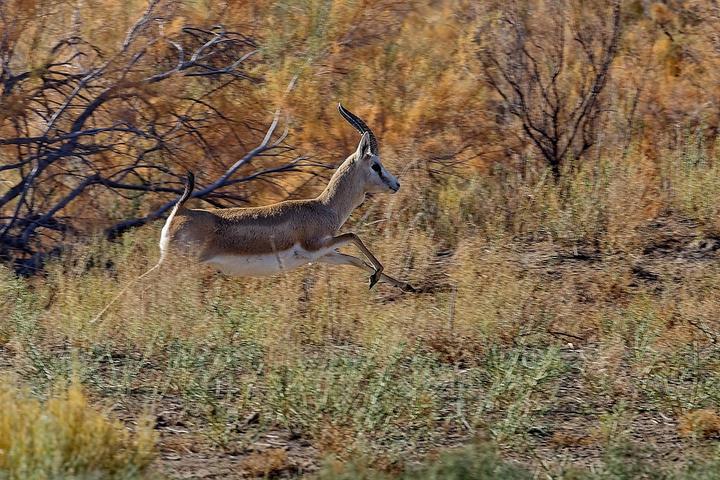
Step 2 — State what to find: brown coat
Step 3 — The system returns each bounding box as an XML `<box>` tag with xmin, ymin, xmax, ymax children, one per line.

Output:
<box><xmin>169</xmin><ymin>199</ymin><xmax>340</xmax><ymax>259</ymax></box>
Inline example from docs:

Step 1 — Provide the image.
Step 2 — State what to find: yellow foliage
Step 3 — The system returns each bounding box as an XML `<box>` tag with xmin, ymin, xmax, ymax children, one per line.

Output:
<box><xmin>650</xmin><ymin>3</ymin><xmax>674</xmax><ymax>26</ymax></box>
<box><xmin>678</xmin><ymin>409</ymin><xmax>720</xmax><ymax>440</ymax></box>
<box><xmin>240</xmin><ymin>448</ymin><xmax>290</xmax><ymax>477</ymax></box>
<box><xmin>0</xmin><ymin>379</ymin><xmax>157</xmax><ymax>479</ymax></box>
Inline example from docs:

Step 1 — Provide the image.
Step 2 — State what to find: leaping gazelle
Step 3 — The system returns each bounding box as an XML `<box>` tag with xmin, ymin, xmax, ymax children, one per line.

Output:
<box><xmin>174</xmin><ymin>104</ymin><xmax>415</xmax><ymax>287</ymax></box>
<box><xmin>91</xmin><ymin>105</ymin><xmax>415</xmax><ymax>323</ymax></box>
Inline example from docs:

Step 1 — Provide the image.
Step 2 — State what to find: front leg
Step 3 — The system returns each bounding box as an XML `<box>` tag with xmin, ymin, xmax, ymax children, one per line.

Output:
<box><xmin>317</xmin><ymin>253</ymin><xmax>416</xmax><ymax>292</ymax></box>
<box><xmin>323</xmin><ymin>233</ymin><xmax>385</xmax><ymax>289</ymax></box>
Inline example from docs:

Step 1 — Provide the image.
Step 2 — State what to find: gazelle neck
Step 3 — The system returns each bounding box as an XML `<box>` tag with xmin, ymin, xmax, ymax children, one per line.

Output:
<box><xmin>318</xmin><ymin>154</ymin><xmax>366</xmax><ymax>229</ymax></box>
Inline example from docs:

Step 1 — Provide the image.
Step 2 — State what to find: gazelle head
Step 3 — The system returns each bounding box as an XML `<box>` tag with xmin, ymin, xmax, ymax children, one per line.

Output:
<box><xmin>338</xmin><ymin>104</ymin><xmax>400</xmax><ymax>194</ymax></box>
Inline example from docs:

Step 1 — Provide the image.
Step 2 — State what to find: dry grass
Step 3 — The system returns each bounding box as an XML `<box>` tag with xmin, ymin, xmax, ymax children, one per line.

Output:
<box><xmin>678</xmin><ymin>410</ymin><xmax>720</xmax><ymax>440</ymax></box>
<box><xmin>3</xmin><ymin>145</ymin><xmax>720</xmax><ymax>478</ymax></box>
<box><xmin>0</xmin><ymin>378</ymin><xmax>156</xmax><ymax>479</ymax></box>
<box><xmin>3</xmin><ymin>0</ymin><xmax>720</xmax><ymax>477</ymax></box>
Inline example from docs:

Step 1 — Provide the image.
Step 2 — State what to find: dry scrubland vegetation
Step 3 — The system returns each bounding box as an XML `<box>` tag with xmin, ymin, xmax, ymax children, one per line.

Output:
<box><xmin>3</xmin><ymin>0</ymin><xmax>720</xmax><ymax>478</ymax></box>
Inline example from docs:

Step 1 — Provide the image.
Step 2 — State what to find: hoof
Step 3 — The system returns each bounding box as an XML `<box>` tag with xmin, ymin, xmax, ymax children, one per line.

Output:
<box><xmin>369</xmin><ymin>271</ymin><xmax>381</xmax><ymax>289</ymax></box>
<box><xmin>402</xmin><ymin>283</ymin><xmax>418</xmax><ymax>293</ymax></box>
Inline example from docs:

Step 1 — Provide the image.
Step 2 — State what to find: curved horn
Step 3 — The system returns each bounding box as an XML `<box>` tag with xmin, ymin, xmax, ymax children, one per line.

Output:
<box><xmin>338</xmin><ymin>103</ymin><xmax>378</xmax><ymax>154</ymax></box>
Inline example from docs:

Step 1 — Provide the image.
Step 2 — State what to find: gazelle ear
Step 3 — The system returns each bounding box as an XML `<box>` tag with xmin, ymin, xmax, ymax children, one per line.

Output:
<box><xmin>356</xmin><ymin>132</ymin><xmax>371</xmax><ymax>159</ymax></box>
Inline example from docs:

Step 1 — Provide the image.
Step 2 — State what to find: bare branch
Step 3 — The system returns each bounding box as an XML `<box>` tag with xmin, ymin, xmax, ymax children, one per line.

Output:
<box><xmin>476</xmin><ymin>1</ymin><xmax>622</xmax><ymax>178</ymax></box>
<box><xmin>0</xmin><ymin>6</ymin><xmax>313</xmax><ymax>273</ymax></box>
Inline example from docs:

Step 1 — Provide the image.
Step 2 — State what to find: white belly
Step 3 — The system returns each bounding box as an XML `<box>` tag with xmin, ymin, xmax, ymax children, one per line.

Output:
<box><xmin>203</xmin><ymin>244</ymin><xmax>333</xmax><ymax>277</ymax></box>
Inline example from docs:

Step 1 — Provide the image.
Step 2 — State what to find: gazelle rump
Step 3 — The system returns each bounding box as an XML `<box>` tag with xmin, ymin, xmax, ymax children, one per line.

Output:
<box><xmin>161</xmin><ymin>104</ymin><xmax>414</xmax><ymax>291</ymax></box>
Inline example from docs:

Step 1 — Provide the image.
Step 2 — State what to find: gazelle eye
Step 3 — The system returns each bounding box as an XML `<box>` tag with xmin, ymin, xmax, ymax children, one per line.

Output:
<box><xmin>371</xmin><ymin>163</ymin><xmax>381</xmax><ymax>174</ymax></box>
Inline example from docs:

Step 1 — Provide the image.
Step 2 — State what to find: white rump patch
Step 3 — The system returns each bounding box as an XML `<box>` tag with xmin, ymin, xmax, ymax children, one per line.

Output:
<box><xmin>204</xmin><ymin>244</ymin><xmax>335</xmax><ymax>277</ymax></box>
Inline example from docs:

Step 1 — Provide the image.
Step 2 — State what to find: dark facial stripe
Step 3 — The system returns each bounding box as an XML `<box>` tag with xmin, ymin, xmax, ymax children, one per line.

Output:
<box><xmin>371</xmin><ymin>163</ymin><xmax>385</xmax><ymax>180</ymax></box>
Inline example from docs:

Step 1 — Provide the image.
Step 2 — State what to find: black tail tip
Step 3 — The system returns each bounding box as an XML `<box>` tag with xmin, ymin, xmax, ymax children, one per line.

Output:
<box><xmin>178</xmin><ymin>171</ymin><xmax>195</xmax><ymax>205</ymax></box>
<box><xmin>185</xmin><ymin>171</ymin><xmax>195</xmax><ymax>193</ymax></box>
